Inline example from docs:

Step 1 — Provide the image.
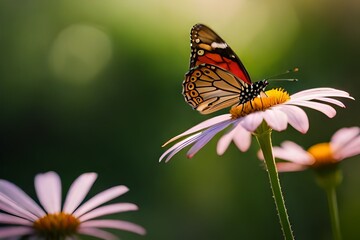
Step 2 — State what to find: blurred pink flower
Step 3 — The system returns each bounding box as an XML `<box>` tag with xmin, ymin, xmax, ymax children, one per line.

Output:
<box><xmin>265</xmin><ymin>127</ymin><xmax>360</xmax><ymax>172</ymax></box>
<box><xmin>160</xmin><ymin>88</ymin><xmax>353</xmax><ymax>162</ymax></box>
<box><xmin>0</xmin><ymin>171</ymin><xmax>146</xmax><ymax>240</ymax></box>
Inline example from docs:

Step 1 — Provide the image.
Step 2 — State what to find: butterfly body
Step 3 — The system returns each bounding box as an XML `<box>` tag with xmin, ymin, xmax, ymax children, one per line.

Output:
<box><xmin>183</xmin><ymin>24</ymin><xmax>268</xmax><ymax>114</ymax></box>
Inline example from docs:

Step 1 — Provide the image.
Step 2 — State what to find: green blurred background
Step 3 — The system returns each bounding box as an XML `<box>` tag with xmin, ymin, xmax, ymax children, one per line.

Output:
<box><xmin>0</xmin><ymin>0</ymin><xmax>359</xmax><ymax>239</ymax></box>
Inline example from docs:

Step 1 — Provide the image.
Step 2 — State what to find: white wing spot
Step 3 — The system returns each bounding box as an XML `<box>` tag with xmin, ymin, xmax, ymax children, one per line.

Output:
<box><xmin>195</xmin><ymin>39</ymin><xmax>200</xmax><ymax>43</ymax></box>
<box><xmin>211</xmin><ymin>42</ymin><xmax>227</xmax><ymax>49</ymax></box>
<box><xmin>197</xmin><ymin>49</ymin><xmax>204</xmax><ymax>55</ymax></box>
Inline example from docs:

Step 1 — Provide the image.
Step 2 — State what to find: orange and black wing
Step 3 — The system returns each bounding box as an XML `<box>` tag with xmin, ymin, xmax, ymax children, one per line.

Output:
<box><xmin>183</xmin><ymin>64</ymin><xmax>250</xmax><ymax>114</ymax></box>
<box><xmin>189</xmin><ymin>24</ymin><xmax>252</xmax><ymax>84</ymax></box>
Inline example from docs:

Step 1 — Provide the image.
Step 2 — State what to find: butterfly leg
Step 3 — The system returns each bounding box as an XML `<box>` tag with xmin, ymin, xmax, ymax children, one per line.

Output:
<box><xmin>249</xmin><ymin>99</ymin><xmax>255</xmax><ymax>109</ymax></box>
<box><xmin>259</xmin><ymin>91</ymin><xmax>268</xmax><ymax>110</ymax></box>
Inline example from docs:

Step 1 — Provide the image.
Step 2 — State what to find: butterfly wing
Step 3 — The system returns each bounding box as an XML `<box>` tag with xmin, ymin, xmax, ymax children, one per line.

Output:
<box><xmin>190</xmin><ymin>24</ymin><xmax>252</xmax><ymax>84</ymax></box>
<box><xmin>183</xmin><ymin>64</ymin><xmax>250</xmax><ymax>114</ymax></box>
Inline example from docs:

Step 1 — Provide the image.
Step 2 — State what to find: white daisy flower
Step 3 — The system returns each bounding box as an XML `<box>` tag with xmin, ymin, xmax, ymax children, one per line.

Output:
<box><xmin>160</xmin><ymin>88</ymin><xmax>353</xmax><ymax>162</ymax></box>
<box><xmin>0</xmin><ymin>171</ymin><xmax>146</xmax><ymax>240</ymax></box>
<box><xmin>267</xmin><ymin>126</ymin><xmax>360</xmax><ymax>172</ymax></box>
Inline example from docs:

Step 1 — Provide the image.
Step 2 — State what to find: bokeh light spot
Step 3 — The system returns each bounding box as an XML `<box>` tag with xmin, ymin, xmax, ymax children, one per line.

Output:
<box><xmin>49</xmin><ymin>24</ymin><xmax>112</xmax><ymax>84</ymax></box>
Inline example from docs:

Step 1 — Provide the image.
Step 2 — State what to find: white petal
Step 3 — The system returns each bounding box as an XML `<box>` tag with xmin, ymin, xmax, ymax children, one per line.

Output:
<box><xmin>0</xmin><ymin>226</ymin><xmax>34</xmax><ymax>238</ymax></box>
<box><xmin>78</xmin><ymin>227</ymin><xmax>118</xmax><ymax>240</ymax></box>
<box><xmin>240</xmin><ymin>112</ymin><xmax>263</xmax><ymax>132</ymax></box>
<box><xmin>162</xmin><ymin>114</ymin><xmax>231</xmax><ymax>147</ymax></box>
<box><xmin>0</xmin><ymin>180</ymin><xmax>45</xmax><ymax>217</ymax></box>
<box><xmin>331</xmin><ymin>127</ymin><xmax>360</xmax><ymax>152</ymax></box>
<box><xmin>276</xmin><ymin>162</ymin><xmax>309</xmax><ymax>172</ymax></box>
<box><xmin>81</xmin><ymin>219</ymin><xmax>146</xmax><ymax>235</ymax></box>
<box><xmin>290</xmin><ymin>88</ymin><xmax>338</xmax><ymax>98</ymax></box>
<box><xmin>0</xmin><ymin>213</ymin><xmax>33</xmax><ymax>225</ymax></box>
<box><xmin>316</xmin><ymin>97</ymin><xmax>346</xmax><ymax>107</ymax></box>
<box><xmin>35</xmin><ymin>172</ymin><xmax>61</xmax><ymax>214</ymax></box>
<box><xmin>73</xmin><ymin>185</ymin><xmax>128</xmax><ymax>218</ymax></box>
<box><xmin>216</xmin><ymin>119</ymin><xmax>251</xmax><ymax>154</ymax></box>
<box><xmin>79</xmin><ymin>203</ymin><xmax>138</xmax><ymax>222</ymax></box>
<box><xmin>290</xmin><ymin>88</ymin><xmax>353</xmax><ymax>100</ymax></box>
<box><xmin>257</xmin><ymin>149</ymin><xmax>265</xmax><ymax>160</ymax></box>
<box><xmin>217</xmin><ymin>120</ymin><xmax>252</xmax><ymax>154</ymax></box>
<box><xmin>277</xmin><ymin>105</ymin><xmax>309</xmax><ymax>133</ymax></box>
<box><xmin>63</xmin><ymin>173</ymin><xmax>98</xmax><ymax>214</ymax></box>
<box><xmin>333</xmin><ymin>136</ymin><xmax>360</xmax><ymax>160</ymax></box>
<box><xmin>263</xmin><ymin>108</ymin><xmax>288</xmax><ymax>131</ymax></box>
<box><xmin>217</xmin><ymin>123</ymin><xmax>237</xmax><ymax>155</ymax></box>
<box><xmin>0</xmin><ymin>193</ymin><xmax>39</xmax><ymax>221</ymax></box>
<box><xmin>187</xmin><ymin>120</ymin><xmax>231</xmax><ymax>158</ymax></box>
<box><xmin>272</xmin><ymin>141</ymin><xmax>314</xmax><ymax>165</ymax></box>
<box><xmin>286</xmin><ymin>100</ymin><xmax>336</xmax><ymax>118</ymax></box>
<box><xmin>233</xmin><ymin>125</ymin><xmax>252</xmax><ymax>152</ymax></box>
<box><xmin>159</xmin><ymin>132</ymin><xmax>202</xmax><ymax>162</ymax></box>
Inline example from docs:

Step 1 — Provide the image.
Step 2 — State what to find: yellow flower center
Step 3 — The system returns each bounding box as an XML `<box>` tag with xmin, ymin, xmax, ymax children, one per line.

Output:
<box><xmin>230</xmin><ymin>88</ymin><xmax>290</xmax><ymax>119</ymax></box>
<box><xmin>307</xmin><ymin>143</ymin><xmax>337</xmax><ymax>168</ymax></box>
<box><xmin>33</xmin><ymin>212</ymin><xmax>80</xmax><ymax>239</ymax></box>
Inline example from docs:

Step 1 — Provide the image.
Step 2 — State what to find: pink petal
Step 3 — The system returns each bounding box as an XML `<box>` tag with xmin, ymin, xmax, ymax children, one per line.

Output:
<box><xmin>35</xmin><ymin>172</ymin><xmax>62</xmax><ymax>214</ymax></box>
<box><xmin>0</xmin><ymin>213</ymin><xmax>33</xmax><ymax>225</ymax></box>
<box><xmin>276</xmin><ymin>162</ymin><xmax>309</xmax><ymax>172</ymax></box>
<box><xmin>162</xmin><ymin>114</ymin><xmax>231</xmax><ymax>147</ymax></box>
<box><xmin>277</xmin><ymin>105</ymin><xmax>309</xmax><ymax>133</ymax></box>
<box><xmin>187</xmin><ymin>120</ymin><xmax>231</xmax><ymax>158</ymax></box>
<box><xmin>63</xmin><ymin>173</ymin><xmax>98</xmax><ymax>214</ymax></box>
<box><xmin>79</xmin><ymin>203</ymin><xmax>138</xmax><ymax>222</ymax></box>
<box><xmin>331</xmin><ymin>127</ymin><xmax>360</xmax><ymax>152</ymax></box>
<box><xmin>333</xmin><ymin>135</ymin><xmax>360</xmax><ymax>160</ymax></box>
<box><xmin>290</xmin><ymin>88</ymin><xmax>337</xmax><ymax>98</ymax></box>
<box><xmin>317</xmin><ymin>97</ymin><xmax>346</xmax><ymax>108</ymax></box>
<box><xmin>0</xmin><ymin>180</ymin><xmax>45</xmax><ymax>217</ymax></box>
<box><xmin>0</xmin><ymin>226</ymin><xmax>34</xmax><ymax>238</ymax></box>
<box><xmin>159</xmin><ymin>132</ymin><xmax>202</xmax><ymax>162</ymax></box>
<box><xmin>0</xmin><ymin>193</ymin><xmax>39</xmax><ymax>221</ymax></box>
<box><xmin>232</xmin><ymin>125</ymin><xmax>252</xmax><ymax>152</ymax></box>
<box><xmin>290</xmin><ymin>88</ymin><xmax>353</xmax><ymax>100</ymax></box>
<box><xmin>286</xmin><ymin>100</ymin><xmax>336</xmax><ymax>118</ymax></box>
<box><xmin>81</xmin><ymin>219</ymin><xmax>146</xmax><ymax>235</ymax></box>
<box><xmin>78</xmin><ymin>227</ymin><xmax>118</xmax><ymax>240</ymax></box>
<box><xmin>272</xmin><ymin>141</ymin><xmax>314</xmax><ymax>165</ymax></box>
<box><xmin>216</xmin><ymin>124</ymin><xmax>236</xmax><ymax>155</ymax></box>
<box><xmin>216</xmin><ymin>121</ymin><xmax>250</xmax><ymax>155</ymax></box>
<box><xmin>263</xmin><ymin>108</ymin><xmax>288</xmax><ymax>131</ymax></box>
<box><xmin>73</xmin><ymin>186</ymin><xmax>129</xmax><ymax>218</ymax></box>
<box><xmin>257</xmin><ymin>149</ymin><xmax>265</xmax><ymax>160</ymax></box>
<box><xmin>240</xmin><ymin>112</ymin><xmax>263</xmax><ymax>132</ymax></box>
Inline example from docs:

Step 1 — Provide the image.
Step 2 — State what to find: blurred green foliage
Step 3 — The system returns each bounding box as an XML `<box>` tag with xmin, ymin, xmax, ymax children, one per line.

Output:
<box><xmin>0</xmin><ymin>0</ymin><xmax>359</xmax><ymax>239</ymax></box>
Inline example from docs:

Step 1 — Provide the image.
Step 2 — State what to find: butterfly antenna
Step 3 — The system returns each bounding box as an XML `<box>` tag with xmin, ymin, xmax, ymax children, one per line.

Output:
<box><xmin>265</xmin><ymin>67</ymin><xmax>299</xmax><ymax>82</ymax></box>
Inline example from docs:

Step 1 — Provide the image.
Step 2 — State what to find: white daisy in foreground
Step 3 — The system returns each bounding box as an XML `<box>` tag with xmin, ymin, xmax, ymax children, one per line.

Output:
<box><xmin>0</xmin><ymin>171</ymin><xmax>146</xmax><ymax>240</ymax></box>
<box><xmin>160</xmin><ymin>88</ymin><xmax>353</xmax><ymax>162</ymax></box>
<box><xmin>268</xmin><ymin>126</ymin><xmax>360</xmax><ymax>172</ymax></box>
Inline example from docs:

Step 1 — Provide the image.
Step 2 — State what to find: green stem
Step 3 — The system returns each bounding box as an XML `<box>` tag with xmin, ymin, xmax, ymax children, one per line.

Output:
<box><xmin>326</xmin><ymin>187</ymin><xmax>342</xmax><ymax>240</ymax></box>
<box><xmin>254</xmin><ymin>122</ymin><xmax>294</xmax><ymax>240</ymax></box>
<box><xmin>315</xmin><ymin>166</ymin><xmax>342</xmax><ymax>240</ymax></box>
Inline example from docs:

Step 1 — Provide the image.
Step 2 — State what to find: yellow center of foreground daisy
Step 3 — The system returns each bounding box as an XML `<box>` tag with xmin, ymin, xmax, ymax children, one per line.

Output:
<box><xmin>33</xmin><ymin>212</ymin><xmax>80</xmax><ymax>238</ymax></box>
<box><xmin>307</xmin><ymin>143</ymin><xmax>337</xmax><ymax>167</ymax></box>
<box><xmin>230</xmin><ymin>88</ymin><xmax>290</xmax><ymax>119</ymax></box>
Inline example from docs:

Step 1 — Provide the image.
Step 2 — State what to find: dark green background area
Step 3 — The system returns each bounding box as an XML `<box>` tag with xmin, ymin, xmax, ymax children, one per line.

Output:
<box><xmin>0</xmin><ymin>1</ymin><xmax>359</xmax><ymax>239</ymax></box>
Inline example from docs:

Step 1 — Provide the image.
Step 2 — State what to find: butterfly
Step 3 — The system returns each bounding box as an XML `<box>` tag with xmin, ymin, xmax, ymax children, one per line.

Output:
<box><xmin>183</xmin><ymin>24</ymin><xmax>269</xmax><ymax>114</ymax></box>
